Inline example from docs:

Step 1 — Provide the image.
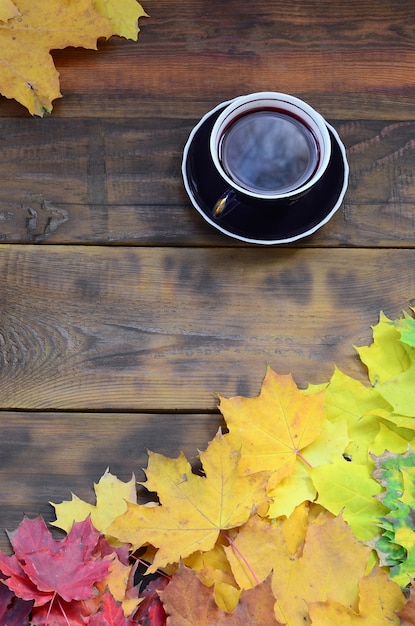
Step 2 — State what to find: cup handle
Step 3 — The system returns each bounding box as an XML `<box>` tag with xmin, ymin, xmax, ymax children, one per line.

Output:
<box><xmin>212</xmin><ymin>189</ymin><xmax>240</xmax><ymax>218</ymax></box>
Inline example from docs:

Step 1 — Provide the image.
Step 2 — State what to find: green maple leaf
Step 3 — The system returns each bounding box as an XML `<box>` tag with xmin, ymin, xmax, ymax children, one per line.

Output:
<box><xmin>393</xmin><ymin>308</ymin><xmax>415</xmax><ymax>348</ymax></box>
<box><xmin>310</xmin><ymin>458</ymin><xmax>387</xmax><ymax>541</ymax></box>
<box><xmin>371</xmin><ymin>448</ymin><xmax>415</xmax><ymax>586</ymax></box>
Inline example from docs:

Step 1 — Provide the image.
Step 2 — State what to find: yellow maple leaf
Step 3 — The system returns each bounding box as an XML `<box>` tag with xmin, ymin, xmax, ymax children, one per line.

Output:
<box><xmin>219</xmin><ymin>368</ymin><xmax>326</xmax><ymax>483</ymax></box>
<box><xmin>108</xmin><ymin>431</ymin><xmax>269</xmax><ymax>573</ymax></box>
<box><xmin>272</xmin><ymin>515</ymin><xmax>374</xmax><ymax>624</ymax></box>
<box><xmin>50</xmin><ymin>467</ymin><xmax>137</xmax><ymax>535</ymax></box>
<box><xmin>94</xmin><ymin>0</ymin><xmax>148</xmax><ymax>40</ymax></box>
<box><xmin>0</xmin><ymin>0</ymin><xmax>113</xmax><ymax>115</ymax></box>
<box><xmin>0</xmin><ymin>0</ymin><xmax>19</xmax><ymax>22</ymax></box>
<box><xmin>309</xmin><ymin>566</ymin><xmax>405</xmax><ymax>625</ymax></box>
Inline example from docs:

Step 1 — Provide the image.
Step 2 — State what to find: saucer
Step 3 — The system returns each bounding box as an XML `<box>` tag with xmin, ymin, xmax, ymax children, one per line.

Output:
<box><xmin>182</xmin><ymin>101</ymin><xmax>349</xmax><ymax>245</ymax></box>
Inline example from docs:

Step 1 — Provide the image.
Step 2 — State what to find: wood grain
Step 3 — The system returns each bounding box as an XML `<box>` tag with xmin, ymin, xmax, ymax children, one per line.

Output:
<box><xmin>0</xmin><ymin>411</ymin><xmax>224</xmax><ymax>553</ymax></box>
<box><xmin>1</xmin><ymin>0</ymin><xmax>415</xmax><ymax>119</ymax></box>
<box><xmin>1</xmin><ymin>119</ymin><xmax>415</xmax><ymax>246</ymax></box>
<box><xmin>0</xmin><ymin>245</ymin><xmax>413</xmax><ymax>411</ymax></box>
<box><xmin>0</xmin><ymin>0</ymin><xmax>414</xmax><ymax>558</ymax></box>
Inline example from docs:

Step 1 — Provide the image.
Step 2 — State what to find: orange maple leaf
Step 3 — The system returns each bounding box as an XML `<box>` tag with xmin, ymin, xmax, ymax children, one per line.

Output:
<box><xmin>219</xmin><ymin>368</ymin><xmax>326</xmax><ymax>483</ymax></box>
<box><xmin>159</xmin><ymin>564</ymin><xmax>282</xmax><ymax>625</ymax></box>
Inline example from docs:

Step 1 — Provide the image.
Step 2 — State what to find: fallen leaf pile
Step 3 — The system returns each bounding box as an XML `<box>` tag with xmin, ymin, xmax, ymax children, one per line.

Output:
<box><xmin>1</xmin><ymin>309</ymin><xmax>415</xmax><ymax>625</ymax></box>
<box><xmin>0</xmin><ymin>0</ymin><xmax>148</xmax><ymax>115</ymax></box>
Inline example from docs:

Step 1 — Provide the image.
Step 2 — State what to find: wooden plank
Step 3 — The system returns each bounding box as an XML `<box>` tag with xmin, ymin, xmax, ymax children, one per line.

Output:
<box><xmin>0</xmin><ymin>245</ymin><xmax>414</xmax><ymax>411</ymax></box>
<box><xmin>0</xmin><ymin>411</ymin><xmax>223</xmax><ymax>553</ymax></box>
<box><xmin>1</xmin><ymin>119</ymin><xmax>415</xmax><ymax>246</ymax></box>
<box><xmin>0</xmin><ymin>1</ymin><xmax>415</xmax><ymax>120</ymax></box>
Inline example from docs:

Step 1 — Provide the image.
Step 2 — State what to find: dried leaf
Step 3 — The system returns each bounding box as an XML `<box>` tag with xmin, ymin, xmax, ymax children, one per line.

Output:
<box><xmin>0</xmin><ymin>0</ymin><xmax>19</xmax><ymax>22</ymax></box>
<box><xmin>93</xmin><ymin>0</ymin><xmax>148</xmax><ymax>40</ymax></box>
<box><xmin>0</xmin><ymin>0</ymin><xmax>114</xmax><ymax>115</ymax></box>
<box><xmin>309</xmin><ymin>566</ymin><xmax>405</xmax><ymax>625</ymax></box>
<box><xmin>0</xmin><ymin>517</ymin><xmax>109</xmax><ymax>604</ymax></box>
<box><xmin>160</xmin><ymin>564</ymin><xmax>282</xmax><ymax>625</ymax></box>
<box><xmin>271</xmin><ymin>515</ymin><xmax>373</xmax><ymax>624</ymax></box>
<box><xmin>51</xmin><ymin>468</ymin><xmax>137</xmax><ymax>536</ymax></box>
<box><xmin>220</xmin><ymin>368</ymin><xmax>326</xmax><ymax>483</ymax></box>
<box><xmin>86</xmin><ymin>590</ymin><xmax>136</xmax><ymax>625</ymax></box>
<box><xmin>108</xmin><ymin>432</ymin><xmax>269</xmax><ymax>572</ymax></box>
<box><xmin>310</xmin><ymin>458</ymin><xmax>388</xmax><ymax>540</ymax></box>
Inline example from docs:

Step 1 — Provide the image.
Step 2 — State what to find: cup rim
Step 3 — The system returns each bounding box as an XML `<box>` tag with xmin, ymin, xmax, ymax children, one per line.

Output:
<box><xmin>209</xmin><ymin>91</ymin><xmax>332</xmax><ymax>200</ymax></box>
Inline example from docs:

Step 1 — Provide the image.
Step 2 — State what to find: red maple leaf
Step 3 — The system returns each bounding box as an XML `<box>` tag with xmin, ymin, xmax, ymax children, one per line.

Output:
<box><xmin>86</xmin><ymin>591</ymin><xmax>136</xmax><ymax>625</ymax></box>
<box><xmin>0</xmin><ymin>517</ymin><xmax>110</xmax><ymax>612</ymax></box>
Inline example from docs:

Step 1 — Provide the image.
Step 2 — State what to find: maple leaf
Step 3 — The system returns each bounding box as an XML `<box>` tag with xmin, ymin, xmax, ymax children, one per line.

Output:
<box><xmin>0</xmin><ymin>0</ymin><xmax>19</xmax><ymax>22</ymax></box>
<box><xmin>271</xmin><ymin>514</ymin><xmax>389</xmax><ymax>625</ymax></box>
<box><xmin>356</xmin><ymin>310</ymin><xmax>415</xmax><ymax>418</ymax></box>
<box><xmin>0</xmin><ymin>580</ymin><xmax>32</xmax><ymax>625</ymax></box>
<box><xmin>108</xmin><ymin>431</ymin><xmax>269</xmax><ymax>573</ymax></box>
<box><xmin>356</xmin><ymin>311</ymin><xmax>413</xmax><ymax>385</ymax></box>
<box><xmin>86</xmin><ymin>590</ymin><xmax>136</xmax><ymax>625</ymax></box>
<box><xmin>0</xmin><ymin>517</ymin><xmax>110</xmax><ymax>608</ymax></box>
<box><xmin>371</xmin><ymin>447</ymin><xmax>415</xmax><ymax>586</ymax></box>
<box><xmin>398</xmin><ymin>580</ymin><xmax>415</xmax><ymax>625</ymax></box>
<box><xmin>393</xmin><ymin>308</ymin><xmax>415</xmax><ymax>348</ymax></box>
<box><xmin>51</xmin><ymin>468</ymin><xmax>137</xmax><ymax>536</ymax></box>
<box><xmin>0</xmin><ymin>0</ymin><xmax>115</xmax><ymax>115</ymax></box>
<box><xmin>94</xmin><ymin>0</ymin><xmax>148</xmax><ymax>40</ymax></box>
<box><xmin>310</xmin><ymin>457</ymin><xmax>388</xmax><ymax>540</ymax></box>
<box><xmin>159</xmin><ymin>564</ymin><xmax>282</xmax><ymax>625</ymax></box>
<box><xmin>309</xmin><ymin>566</ymin><xmax>405</xmax><ymax>625</ymax></box>
<box><xmin>219</xmin><ymin>368</ymin><xmax>326</xmax><ymax>483</ymax></box>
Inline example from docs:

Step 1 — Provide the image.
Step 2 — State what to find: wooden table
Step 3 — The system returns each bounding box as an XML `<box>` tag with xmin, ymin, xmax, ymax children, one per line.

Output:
<box><xmin>0</xmin><ymin>0</ymin><xmax>415</xmax><ymax>554</ymax></box>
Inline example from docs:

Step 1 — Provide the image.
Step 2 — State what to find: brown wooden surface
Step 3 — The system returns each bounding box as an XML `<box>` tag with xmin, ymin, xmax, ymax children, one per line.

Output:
<box><xmin>0</xmin><ymin>0</ymin><xmax>415</xmax><ymax>552</ymax></box>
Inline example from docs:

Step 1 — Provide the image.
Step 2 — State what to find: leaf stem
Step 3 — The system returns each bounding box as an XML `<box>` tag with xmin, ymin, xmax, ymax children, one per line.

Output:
<box><xmin>296</xmin><ymin>450</ymin><xmax>313</xmax><ymax>468</ymax></box>
<box><xmin>221</xmin><ymin>530</ymin><xmax>260</xmax><ymax>587</ymax></box>
<box><xmin>57</xmin><ymin>597</ymin><xmax>71</xmax><ymax>626</ymax></box>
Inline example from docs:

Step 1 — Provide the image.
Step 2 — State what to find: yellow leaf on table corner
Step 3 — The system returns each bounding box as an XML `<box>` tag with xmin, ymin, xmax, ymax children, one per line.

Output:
<box><xmin>0</xmin><ymin>0</ymin><xmax>112</xmax><ymax>115</ymax></box>
<box><xmin>0</xmin><ymin>0</ymin><xmax>19</xmax><ymax>22</ymax></box>
<box><xmin>94</xmin><ymin>0</ymin><xmax>148</xmax><ymax>40</ymax></box>
<box><xmin>50</xmin><ymin>467</ymin><xmax>137</xmax><ymax>535</ymax></box>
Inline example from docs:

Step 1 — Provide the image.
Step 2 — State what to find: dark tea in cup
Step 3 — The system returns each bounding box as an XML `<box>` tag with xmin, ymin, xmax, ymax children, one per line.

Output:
<box><xmin>210</xmin><ymin>92</ymin><xmax>331</xmax><ymax>212</ymax></box>
<box><xmin>219</xmin><ymin>109</ymin><xmax>320</xmax><ymax>196</ymax></box>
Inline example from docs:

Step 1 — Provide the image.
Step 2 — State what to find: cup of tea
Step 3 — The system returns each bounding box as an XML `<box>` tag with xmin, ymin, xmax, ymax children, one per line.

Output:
<box><xmin>209</xmin><ymin>92</ymin><xmax>332</xmax><ymax>217</ymax></box>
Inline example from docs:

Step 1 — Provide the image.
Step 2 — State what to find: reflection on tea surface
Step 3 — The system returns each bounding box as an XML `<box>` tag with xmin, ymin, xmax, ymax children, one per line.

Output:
<box><xmin>220</xmin><ymin>110</ymin><xmax>319</xmax><ymax>195</ymax></box>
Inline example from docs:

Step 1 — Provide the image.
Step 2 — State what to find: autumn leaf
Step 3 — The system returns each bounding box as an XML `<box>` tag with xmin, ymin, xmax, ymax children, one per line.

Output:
<box><xmin>0</xmin><ymin>0</ymin><xmax>19</xmax><ymax>22</ymax></box>
<box><xmin>371</xmin><ymin>447</ymin><xmax>415</xmax><ymax>586</ymax></box>
<box><xmin>309</xmin><ymin>566</ymin><xmax>405</xmax><ymax>625</ymax></box>
<box><xmin>51</xmin><ymin>468</ymin><xmax>137</xmax><ymax>536</ymax></box>
<box><xmin>271</xmin><ymin>514</ymin><xmax>393</xmax><ymax>625</ymax></box>
<box><xmin>184</xmin><ymin>538</ymin><xmax>241</xmax><ymax>612</ymax></box>
<box><xmin>108</xmin><ymin>431</ymin><xmax>269</xmax><ymax>573</ymax></box>
<box><xmin>356</xmin><ymin>311</ymin><xmax>412</xmax><ymax>385</ymax></box>
<box><xmin>393</xmin><ymin>308</ymin><xmax>415</xmax><ymax>348</ymax></box>
<box><xmin>398</xmin><ymin>581</ymin><xmax>415</xmax><ymax>625</ymax></box>
<box><xmin>94</xmin><ymin>0</ymin><xmax>148</xmax><ymax>40</ymax></box>
<box><xmin>86</xmin><ymin>590</ymin><xmax>136</xmax><ymax>625</ymax></box>
<box><xmin>159</xmin><ymin>564</ymin><xmax>282</xmax><ymax>625</ymax></box>
<box><xmin>310</xmin><ymin>458</ymin><xmax>388</xmax><ymax>540</ymax></box>
<box><xmin>0</xmin><ymin>516</ymin><xmax>110</xmax><ymax>621</ymax></box>
<box><xmin>220</xmin><ymin>368</ymin><xmax>326</xmax><ymax>483</ymax></box>
<box><xmin>0</xmin><ymin>0</ymin><xmax>147</xmax><ymax>115</ymax></box>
